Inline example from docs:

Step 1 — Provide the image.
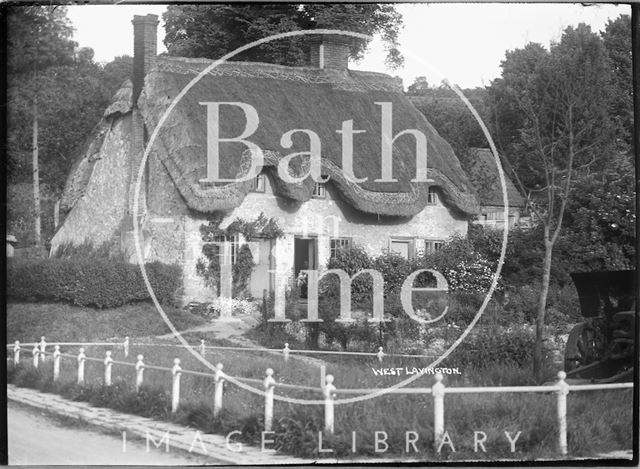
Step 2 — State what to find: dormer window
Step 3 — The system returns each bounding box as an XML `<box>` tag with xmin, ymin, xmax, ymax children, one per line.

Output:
<box><xmin>313</xmin><ymin>176</ymin><xmax>328</xmax><ymax>198</ymax></box>
<box><xmin>251</xmin><ymin>173</ymin><xmax>265</xmax><ymax>192</ymax></box>
<box><xmin>427</xmin><ymin>187</ymin><xmax>438</xmax><ymax>205</ymax></box>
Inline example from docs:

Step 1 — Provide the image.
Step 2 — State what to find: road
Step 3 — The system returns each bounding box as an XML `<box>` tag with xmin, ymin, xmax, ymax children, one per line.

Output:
<box><xmin>7</xmin><ymin>402</ymin><xmax>216</xmax><ymax>465</ymax></box>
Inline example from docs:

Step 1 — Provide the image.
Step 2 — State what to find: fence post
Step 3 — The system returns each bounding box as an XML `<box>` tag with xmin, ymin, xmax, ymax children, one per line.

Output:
<box><xmin>77</xmin><ymin>348</ymin><xmax>86</xmax><ymax>385</ymax></box>
<box><xmin>135</xmin><ymin>355</ymin><xmax>144</xmax><ymax>391</ymax></box>
<box><xmin>324</xmin><ymin>375</ymin><xmax>336</xmax><ymax>434</ymax></box>
<box><xmin>53</xmin><ymin>345</ymin><xmax>61</xmax><ymax>381</ymax></box>
<box><xmin>123</xmin><ymin>336</ymin><xmax>130</xmax><ymax>358</ymax></box>
<box><xmin>32</xmin><ymin>343</ymin><xmax>39</xmax><ymax>369</ymax></box>
<box><xmin>13</xmin><ymin>341</ymin><xmax>20</xmax><ymax>366</ymax></box>
<box><xmin>172</xmin><ymin>358</ymin><xmax>182</xmax><ymax>413</ymax></box>
<box><xmin>199</xmin><ymin>339</ymin><xmax>206</xmax><ymax>357</ymax></box>
<box><xmin>213</xmin><ymin>363</ymin><xmax>224</xmax><ymax>416</ymax></box>
<box><xmin>264</xmin><ymin>368</ymin><xmax>276</xmax><ymax>431</ymax></box>
<box><xmin>283</xmin><ymin>343</ymin><xmax>290</xmax><ymax>362</ymax></box>
<box><xmin>432</xmin><ymin>372</ymin><xmax>445</xmax><ymax>450</ymax></box>
<box><xmin>39</xmin><ymin>336</ymin><xmax>47</xmax><ymax>362</ymax></box>
<box><xmin>556</xmin><ymin>371</ymin><xmax>570</xmax><ymax>456</ymax></box>
<box><xmin>104</xmin><ymin>351</ymin><xmax>113</xmax><ymax>386</ymax></box>
<box><xmin>377</xmin><ymin>346</ymin><xmax>385</xmax><ymax>362</ymax></box>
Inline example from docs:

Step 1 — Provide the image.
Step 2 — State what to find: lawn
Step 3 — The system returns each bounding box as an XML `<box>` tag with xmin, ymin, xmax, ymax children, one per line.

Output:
<box><xmin>6</xmin><ymin>302</ymin><xmax>206</xmax><ymax>342</ymax></box>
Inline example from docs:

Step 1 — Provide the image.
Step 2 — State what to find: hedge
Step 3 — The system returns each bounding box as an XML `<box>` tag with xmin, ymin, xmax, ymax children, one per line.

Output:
<box><xmin>7</xmin><ymin>258</ymin><xmax>182</xmax><ymax>308</ymax></box>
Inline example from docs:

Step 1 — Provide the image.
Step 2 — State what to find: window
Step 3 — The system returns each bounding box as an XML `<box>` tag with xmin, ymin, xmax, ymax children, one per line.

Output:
<box><xmin>425</xmin><ymin>240</ymin><xmax>445</xmax><ymax>254</ymax></box>
<box><xmin>313</xmin><ymin>176</ymin><xmax>328</xmax><ymax>198</ymax></box>
<box><xmin>212</xmin><ymin>234</ymin><xmax>240</xmax><ymax>265</ymax></box>
<box><xmin>427</xmin><ymin>187</ymin><xmax>438</xmax><ymax>205</ymax></box>
<box><xmin>330</xmin><ymin>238</ymin><xmax>351</xmax><ymax>259</ymax></box>
<box><xmin>389</xmin><ymin>238</ymin><xmax>415</xmax><ymax>259</ymax></box>
<box><xmin>251</xmin><ymin>173</ymin><xmax>265</xmax><ymax>192</ymax></box>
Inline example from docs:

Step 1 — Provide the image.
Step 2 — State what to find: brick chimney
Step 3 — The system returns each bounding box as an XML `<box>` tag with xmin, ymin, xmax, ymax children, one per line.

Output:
<box><xmin>132</xmin><ymin>14</ymin><xmax>159</xmax><ymax>104</ymax></box>
<box><xmin>309</xmin><ymin>34</ymin><xmax>352</xmax><ymax>71</ymax></box>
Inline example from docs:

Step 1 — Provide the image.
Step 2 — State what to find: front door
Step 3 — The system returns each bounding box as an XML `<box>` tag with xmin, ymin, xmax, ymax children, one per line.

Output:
<box><xmin>294</xmin><ymin>237</ymin><xmax>317</xmax><ymax>299</ymax></box>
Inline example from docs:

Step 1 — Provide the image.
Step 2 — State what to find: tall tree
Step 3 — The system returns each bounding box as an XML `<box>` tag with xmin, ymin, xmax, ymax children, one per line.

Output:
<box><xmin>163</xmin><ymin>4</ymin><xmax>403</xmax><ymax>68</ymax></box>
<box><xmin>7</xmin><ymin>6</ymin><xmax>113</xmax><ymax>247</ymax></box>
<box><xmin>409</xmin><ymin>84</ymin><xmax>491</xmax><ymax>164</ymax></box>
<box><xmin>7</xmin><ymin>6</ymin><xmax>75</xmax><ymax>246</ymax></box>
<box><xmin>488</xmin><ymin>25</ymin><xmax>617</xmax><ymax>380</ymax></box>
<box><xmin>601</xmin><ymin>15</ymin><xmax>633</xmax><ymax>150</ymax></box>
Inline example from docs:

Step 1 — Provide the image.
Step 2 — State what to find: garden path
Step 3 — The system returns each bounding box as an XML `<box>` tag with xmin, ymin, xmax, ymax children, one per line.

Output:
<box><xmin>154</xmin><ymin>314</ymin><xmax>327</xmax><ymax>368</ymax></box>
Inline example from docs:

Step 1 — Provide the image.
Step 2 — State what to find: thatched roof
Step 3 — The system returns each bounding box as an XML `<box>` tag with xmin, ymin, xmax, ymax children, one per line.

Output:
<box><xmin>465</xmin><ymin>148</ymin><xmax>526</xmax><ymax>208</ymax></box>
<box><xmin>137</xmin><ymin>57</ymin><xmax>479</xmax><ymax>217</ymax></box>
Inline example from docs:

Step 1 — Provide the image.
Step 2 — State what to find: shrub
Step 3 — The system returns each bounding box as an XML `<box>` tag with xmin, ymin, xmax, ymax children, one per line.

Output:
<box><xmin>444</xmin><ymin>326</ymin><xmax>537</xmax><ymax>368</ymax></box>
<box><xmin>7</xmin><ymin>258</ymin><xmax>181</xmax><ymax>308</ymax></box>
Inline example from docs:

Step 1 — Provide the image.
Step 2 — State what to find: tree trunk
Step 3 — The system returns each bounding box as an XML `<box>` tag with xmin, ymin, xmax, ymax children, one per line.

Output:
<box><xmin>533</xmin><ymin>237</ymin><xmax>554</xmax><ymax>382</ymax></box>
<box><xmin>32</xmin><ymin>99</ymin><xmax>41</xmax><ymax>247</ymax></box>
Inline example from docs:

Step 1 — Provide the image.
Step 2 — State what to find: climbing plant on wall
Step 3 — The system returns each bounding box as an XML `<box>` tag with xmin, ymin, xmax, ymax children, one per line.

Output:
<box><xmin>196</xmin><ymin>212</ymin><xmax>284</xmax><ymax>298</ymax></box>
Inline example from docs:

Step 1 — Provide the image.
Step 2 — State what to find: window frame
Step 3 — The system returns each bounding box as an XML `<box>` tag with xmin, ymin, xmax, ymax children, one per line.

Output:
<box><xmin>212</xmin><ymin>234</ymin><xmax>240</xmax><ymax>265</ymax></box>
<box><xmin>330</xmin><ymin>237</ymin><xmax>352</xmax><ymax>259</ymax></box>
<box><xmin>427</xmin><ymin>187</ymin><xmax>439</xmax><ymax>205</ymax></box>
<box><xmin>312</xmin><ymin>175</ymin><xmax>328</xmax><ymax>198</ymax></box>
<box><xmin>425</xmin><ymin>239</ymin><xmax>445</xmax><ymax>255</ymax></box>
<box><xmin>389</xmin><ymin>237</ymin><xmax>416</xmax><ymax>259</ymax></box>
<box><xmin>251</xmin><ymin>173</ymin><xmax>266</xmax><ymax>193</ymax></box>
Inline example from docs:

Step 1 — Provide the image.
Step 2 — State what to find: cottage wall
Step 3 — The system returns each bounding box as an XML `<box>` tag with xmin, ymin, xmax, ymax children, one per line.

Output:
<box><xmin>50</xmin><ymin>116</ymin><xmax>132</xmax><ymax>253</ymax></box>
<box><xmin>145</xmin><ymin>171</ymin><xmax>468</xmax><ymax>304</ymax></box>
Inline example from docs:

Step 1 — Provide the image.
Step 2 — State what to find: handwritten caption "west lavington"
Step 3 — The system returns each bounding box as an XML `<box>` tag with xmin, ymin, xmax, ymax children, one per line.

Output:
<box><xmin>372</xmin><ymin>367</ymin><xmax>462</xmax><ymax>376</ymax></box>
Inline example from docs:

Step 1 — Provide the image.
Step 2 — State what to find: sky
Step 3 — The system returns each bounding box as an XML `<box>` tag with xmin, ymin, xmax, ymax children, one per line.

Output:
<box><xmin>67</xmin><ymin>3</ymin><xmax>630</xmax><ymax>89</ymax></box>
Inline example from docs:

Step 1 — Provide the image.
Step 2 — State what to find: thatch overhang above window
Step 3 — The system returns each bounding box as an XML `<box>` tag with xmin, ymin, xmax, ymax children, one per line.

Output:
<box><xmin>138</xmin><ymin>57</ymin><xmax>480</xmax><ymax>217</ymax></box>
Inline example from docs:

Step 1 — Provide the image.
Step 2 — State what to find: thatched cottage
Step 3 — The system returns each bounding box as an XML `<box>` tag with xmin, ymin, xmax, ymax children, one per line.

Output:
<box><xmin>51</xmin><ymin>14</ymin><xmax>480</xmax><ymax>304</ymax></box>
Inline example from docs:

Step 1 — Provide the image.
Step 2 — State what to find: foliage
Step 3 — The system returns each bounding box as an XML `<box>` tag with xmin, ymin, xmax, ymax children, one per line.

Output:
<box><xmin>601</xmin><ymin>15</ymin><xmax>632</xmax><ymax>149</ymax></box>
<box><xmin>6</xmin><ymin>7</ymin><xmax>135</xmax><ymax>249</ymax></box>
<box><xmin>409</xmin><ymin>85</ymin><xmax>491</xmax><ymax>162</ymax></box>
<box><xmin>198</xmin><ymin>212</ymin><xmax>283</xmax><ymax>297</ymax></box>
<box><xmin>204</xmin><ymin>296</ymin><xmax>260</xmax><ymax>320</ymax></box>
<box><xmin>6</xmin><ymin>6</ymin><xmax>76</xmax><ymax>75</ymax></box>
<box><xmin>51</xmin><ymin>239</ymin><xmax>125</xmax><ymax>260</ymax></box>
<box><xmin>486</xmin><ymin>23</ymin><xmax>622</xmax><ymax>380</ymax></box>
<box><xmin>163</xmin><ymin>4</ymin><xmax>404</xmax><ymax>68</ymax></box>
<box><xmin>559</xmin><ymin>153</ymin><xmax>636</xmax><ymax>270</ymax></box>
<box><xmin>406</xmin><ymin>76</ymin><xmax>430</xmax><ymax>95</ymax></box>
<box><xmin>7</xmin><ymin>258</ymin><xmax>182</xmax><ymax>308</ymax></box>
<box><xmin>445</xmin><ymin>326</ymin><xmax>537</xmax><ymax>368</ymax></box>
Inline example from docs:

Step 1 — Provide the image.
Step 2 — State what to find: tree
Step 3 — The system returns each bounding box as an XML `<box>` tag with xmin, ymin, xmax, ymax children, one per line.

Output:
<box><xmin>163</xmin><ymin>4</ymin><xmax>404</xmax><ymax>68</ymax></box>
<box><xmin>601</xmin><ymin>15</ymin><xmax>633</xmax><ymax>150</ymax></box>
<box><xmin>7</xmin><ymin>6</ymin><xmax>76</xmax><ymax>75</ymax></box>
<box><xmin>409</xmin><ymin>85</ymin><xmax>491</xmax><ymax>164</ymax></box>
<box><xmin>7</xmin><ymin>6</ymin><xmax>114</xmax><ymax>247</ymax></box>
<box><xmin>407</xmin><ymin>76</ymin><xmax>430</xmax><ymax>95</ymax></box>
<box><xmin>102</xmin><ymin>55</ymin><xmax>134</xmax><ymax>96</ymax></box>
<box><xmin>559</xmin><ymin>153</ymin><xmax>635</xmax><ymax>271</ymax></box>
<box><xmin>488</xmin><ymin>25</ymin><xmax>617</xmax><ymax>380</ymax></box>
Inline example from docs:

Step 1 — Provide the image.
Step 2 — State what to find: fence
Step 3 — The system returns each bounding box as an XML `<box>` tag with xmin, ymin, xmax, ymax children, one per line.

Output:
<box><xmin>7</xmin><ymin>337</ymin><xmax>634</xmax><ymax>456</ymax></box>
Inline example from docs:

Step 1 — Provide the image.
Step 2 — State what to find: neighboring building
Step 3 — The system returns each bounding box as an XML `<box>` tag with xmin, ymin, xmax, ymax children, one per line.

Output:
<box><xmin>464</xmin><ymin>148</ymin><xmax>527</xmax><ymax>229</ymax></box>
<box><xmin>51</xmin><ymin>14</ymin><xmax>480</xmax><ymax>304</ymax></box>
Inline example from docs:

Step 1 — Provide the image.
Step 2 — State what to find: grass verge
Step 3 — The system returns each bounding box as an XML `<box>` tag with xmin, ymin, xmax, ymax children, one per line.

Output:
<box><xmin>7</xmin><ymin>302</ymin><xmax>206</xmax><ymax>342</ymax></box>
<box><xmin>7</xmin><ymin>342</ymin><xmax>633</xmax><ymax>461</ymax></box>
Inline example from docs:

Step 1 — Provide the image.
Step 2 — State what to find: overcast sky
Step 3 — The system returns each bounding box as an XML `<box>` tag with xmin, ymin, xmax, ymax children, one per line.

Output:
<box><xmin>67</xmin><ymin>3</ymin><xmax>629</xmax><ymax>89</ymax></box>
